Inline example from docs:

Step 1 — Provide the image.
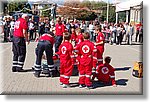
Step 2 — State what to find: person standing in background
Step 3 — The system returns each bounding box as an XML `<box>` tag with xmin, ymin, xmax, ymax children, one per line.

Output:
<box><xmin>95</xmin><ymin>26</ymin><xmax>105</xmax><ymax>65</ymax></box>
<box><xmin>89</xmin><ymin>21</ymin><xmax>94</xmax><ymax>41</ymax></box>
<box><xmin>4</xmin><ymin>17</ymin><xmax>11</xmax><ymax>42</ymax></box>
<box><xmin>10</xmin><ymin>18</ymin><xmax>15</xmax><ymax>41</ymax></box>
<box><xmin>127</xmin><ymin>23</ymin><xmax>134</xmax><ymax>45</ymax></box>
<box><xmin>135</xmin><ymin>22</ymin><xmax>142</xmax><ymax>42</ymax></box>
<box><xmin>28</xmin><ymin>19</ymin><xmax>34</xmax><ymax>41</ymax></box>
<box><xmin>55</xmin><ymin>17</ymin><xmax>65</xmax><ymax>53</ymax></box>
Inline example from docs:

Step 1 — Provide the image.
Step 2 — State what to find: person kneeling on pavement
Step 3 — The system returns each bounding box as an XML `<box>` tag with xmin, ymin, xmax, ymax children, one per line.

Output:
<box><xmin>92</xmin><ymin>56</ymin><xmax>117</xmax><ymax>87</ymax></box>
<box><xmin>33</xmin><ymin>31</ymin><xmax>55</xmax><ymax>77</ymax></box>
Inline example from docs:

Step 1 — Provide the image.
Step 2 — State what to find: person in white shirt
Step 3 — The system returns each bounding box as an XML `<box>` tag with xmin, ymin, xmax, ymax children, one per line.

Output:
<box><xmin>50</xmin><ymin>19</ymin><xmax>55</xmax><ymax>31</ymax></box>
<box><xmin>0</xmin><ymin>17</ymin><xmax>4</xmax><ymax>35</ymax></box>
<box><xmin>110</xmin><ymin>23</ymin><xmax>117</xmax><ymax>44</ymax></box>
<box><xmin>28</xmin><ymin>19</ymin><xmax>34</xmax><ymax>41</ymax></box>
<box><xmin>88</xmin><ymin>21</ymin><xmax>94</xmax><ymax>41</ymax></box>
<box><xmin>123</xmin><ymin>22</ymin><xmax>129</xmax><ymax>42</ymax></box>
<box><xmin>127</xmin><ymin>23</ymin><xmax>134</xmax><ymax>45</ymax></box>
<box><xmin>116</xmin><ymin>24</ymin><xmax>123</xmax><ymax>45</ymax></box>
<box><xmin>10</xmin><ymin>18</ymin><xmax>15</xmax><ymax>41</ymax></box>
<box><xmin>80</xmin><ymin>20</ymin><xmax>86</xmax><ymax>33</ymax></box>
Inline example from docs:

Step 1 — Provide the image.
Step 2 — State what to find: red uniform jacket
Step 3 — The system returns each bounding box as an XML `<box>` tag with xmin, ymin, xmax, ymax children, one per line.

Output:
<box><xmin>39</xmin><ymin>34</ymin><xmax>55</xmax><ymax>45</ymax></box>
<box><xmin>97</xmin><ymin>63</ymin><xmax>116</xmax><ymax>85</ymax></box>
<box><xmin>14</xmin><ymin>18</ymin><xmax>28</xmax><ymax>37</ymax></box>
<box><xmin>71</xmin><ymin>32</ymin><xmax>77</xmax><ymax>41</ymax></box>
<box><xmin>57</xmin><ymin>40</ymin><xmax>74</xmax><ymax>65</ymax></box>
<box><xmin>96</xmin><ymin>32</ymin><xmax>105</xmax><ymax>53</ymax></box>
<box><xmin>136</xmin><ymin>23</ymin><xmax>142</xmax><ymax>31</ymax></box>
<box><xmin>76</xmin><ymin>40</ymin><xmax>97</xmax><ymax>66</ymax></box>
<box><xmin>55</xmin><ymin>23</ymin><xmax>65</xmax><ymax>36</ymax></box>
<box><xmin>76</xmin><ymin>33</ymin><xmax>84</xmax><ymax>45</ymax></box>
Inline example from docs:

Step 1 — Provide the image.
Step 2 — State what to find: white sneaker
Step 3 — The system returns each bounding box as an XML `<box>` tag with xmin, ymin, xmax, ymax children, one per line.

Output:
<box><xmin>62</xmin><ymin>84</ymin><xmax>70</xmax><ymax>88</ymax></box>
<box><xmin>79</xmin><ymin>84</ymin><xmax>85</xmax><ymax>88</ymax></box>
<box><xmin>85</xmin><ymin>86</ymin><xmax>94</xmax><ymax>90</ymax></box>
<box><xmin>60</xmin><ymin>83</ymin><xmax>63</xmax><ymax>86</ymax></box>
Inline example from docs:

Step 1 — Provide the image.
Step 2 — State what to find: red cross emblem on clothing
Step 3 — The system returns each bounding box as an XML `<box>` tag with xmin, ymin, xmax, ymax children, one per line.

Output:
<box><xmin>82</xmin><ymin>45</ymin><xmax>90</xmax><ymax>53</ymax></box>
<box><xmin>101</xmin><ymin>67</ymin><xmax>109</xmax><ymax>74</ymax></box>
<box><xmin>61</xmin><ymin>46</ymin><xmax>67</xmax><ymax>54</ymax></box>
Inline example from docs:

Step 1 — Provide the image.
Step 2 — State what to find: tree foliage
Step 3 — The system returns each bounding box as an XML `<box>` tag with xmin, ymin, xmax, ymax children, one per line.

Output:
<box><xmin>7</xmin><ymin>0</ymin><xmax>32</xmax><ymax>15</ymax></box>
<box><xmin>41</xmin><ymin>4</ymin><xmax>51</xmax><ymax>17</ymax></box>
<box><xmin>57</xmin><ymin>0</ymin><xmax>116</xmax><ymax>22</ymax></box>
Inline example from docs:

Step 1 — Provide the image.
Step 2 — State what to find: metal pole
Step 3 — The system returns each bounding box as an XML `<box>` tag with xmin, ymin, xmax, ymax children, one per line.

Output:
<box><xmin>106</xmin><ymin>0</ymin><xmax>109</xmax><ymax>23</ymax></box>
<box><xmin>116</xmin><ymin>12</ymin><xmax>118</xmax><ymax>24</ymax></box>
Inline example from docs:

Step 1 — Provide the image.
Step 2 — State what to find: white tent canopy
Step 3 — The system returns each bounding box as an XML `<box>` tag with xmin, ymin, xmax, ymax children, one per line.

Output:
<box><xmin>115</xmin><ymin>0</ymin><xmax>143</xmax><ymax>12</ymax></box>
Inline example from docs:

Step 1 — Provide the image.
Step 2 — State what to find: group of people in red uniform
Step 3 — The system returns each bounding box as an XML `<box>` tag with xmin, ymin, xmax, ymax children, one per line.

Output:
<box><xmin>55</xmin><ymin>24</ymin><xmax>117</xmax><ymax>89</ymax></box>
<box><xmin>12</xmin><ymin>14</ymin><xmax>116</xmax><ymax>90</ymax></box>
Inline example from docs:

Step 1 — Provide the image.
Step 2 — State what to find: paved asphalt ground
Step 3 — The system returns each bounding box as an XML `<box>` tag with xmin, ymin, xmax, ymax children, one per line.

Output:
<box><xmin>0</xmin><ymin>34</ymin><xmax>143</xmax><ymax>95</ymax></box>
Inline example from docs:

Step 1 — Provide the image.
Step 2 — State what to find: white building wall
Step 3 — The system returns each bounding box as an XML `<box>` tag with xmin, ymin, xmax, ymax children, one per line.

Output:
<box><xmin>130</xmin><ymin>5</ymin><xmax>142</xmax><ymax>24</ymax></box>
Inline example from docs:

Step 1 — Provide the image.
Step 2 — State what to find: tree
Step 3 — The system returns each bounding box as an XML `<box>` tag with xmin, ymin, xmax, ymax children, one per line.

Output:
<box><xmin>41</xmin><ymin>4</ymin><xmax>51</xmax><ymax>17</ymax></box>
<box><xmin>57</xmin><ymin>1</ymin><xmax>116</xmax><ymax>22</ymax></box>
<box><xmin>7</xmin><ymin>0</ymin><xmax>30</xmax><ymax>15</ymax></box>
<box><xmin>118</xmin><ymin>12</ymin><xmax>126</xmax><ymax>22</ymax></box>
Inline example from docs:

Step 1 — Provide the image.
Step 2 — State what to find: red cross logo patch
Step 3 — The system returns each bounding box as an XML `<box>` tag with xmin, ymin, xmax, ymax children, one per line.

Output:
<box><xmin>61</xmin><ymin>46</ymin><xmax>67</xmax><ymax>54</ymax></box>
<box><xmin>101</xmin><ymin>67</ymin><xmax>109</xmax><ymax>74</ymax></box>
<box><xmin>82</xmin><ymin>45</ymin><xmax>90</xmax><ymax>53</ymax></box>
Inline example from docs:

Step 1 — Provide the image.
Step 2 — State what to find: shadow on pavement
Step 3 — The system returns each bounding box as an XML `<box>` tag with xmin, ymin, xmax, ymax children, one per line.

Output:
<box><xmin>17</xmin><ymin>68</ymin><xmax>34</xmax><ymax>72</ymax></box>
<box><xmin>69</xmin><ymin>82</ymin><xmax>79</xmax><ymax>88</ymax></box>
<box><xmin>92</xmin><ymin>79</ymin><xmax>128</xmax><ymax>88</ymax></box>
<box><xmin>115</xmin><ymin>67</ymin><xmax>131</xmax><ymax>71</ymax></box>
<box><xmin>120</xmin><ymin>43</ymin><xmax>143</xmax><ymax>45</ymax></box>
<box><xmin>116</xmin><ymin>79</ymin><xmax>128</xmax><ymax>86</ymax></box>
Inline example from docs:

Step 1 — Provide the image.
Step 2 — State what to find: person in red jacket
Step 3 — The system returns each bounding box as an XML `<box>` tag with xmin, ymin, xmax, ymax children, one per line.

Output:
<box><xmin>135</xmin><ymin>22</ymin><xmax>142</xmax><ymax>42</ymax></box>
<box><xmin>12</xmin><ymin>14</ymin><xmax>29</xmax><ymax>72</ymax></box>
<box><xmin>75</xmin><ymin>28</ymin><xmax>84</xmax><ymax>45</ymax></box>
<box><xmin>57</xmin><ymin>32</ymin><xmax>74</xmax><ymax>88</ymax></box>
<box><xmin>55</xmin><ymin>17</ymin><xmax>65</xmax><ymax>53</ymax></box>
<box><xmin>76</xmin><ymin>32</ymin><xmax>97</xmax><ymax>89</ymax></box>
<box><xmin>95</xmin><ymin>26</ymin><xmax>105</xmax><ymax>65</ymax></box>
<box><xmin>70</xmin><ymin>28</ymin><xmax>77</xmax><ymax>47</ymax></box>
<box><xmin>96</xmin><ymin>56</ymin><xmax>117</xmax><ymax>87</ymax></box>
<box><xmin>74</xmin><ymin>28</ymin><xmax>84</xmax><ymax>66</ymax></box>
<box><xmin>33</xmin><ymin>31</ymin><xmax>55</xmax><ymax>77</ymax></box>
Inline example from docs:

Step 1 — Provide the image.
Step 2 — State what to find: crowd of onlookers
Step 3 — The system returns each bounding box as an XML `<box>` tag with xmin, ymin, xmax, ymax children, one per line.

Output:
<box><xmin>0</xmin><ymin>15</ymin><xmax>143</xmax><ymax>45</ymax></box>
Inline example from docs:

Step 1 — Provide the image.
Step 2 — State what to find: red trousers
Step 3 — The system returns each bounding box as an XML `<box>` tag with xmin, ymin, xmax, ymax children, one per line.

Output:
<box><xmin>59</xmin><ymin>61</ymin><xmax>73</xmax><ymax>85</ymax></box>
<box><xmin>78</xmin><ymin>63</ymin><xmax>92</xmax><ymax>86</ymax></box>
<box><xmin>97</xmin><ymin>46</ymin><xmax>104</xmax><ymax>64</ymax></box>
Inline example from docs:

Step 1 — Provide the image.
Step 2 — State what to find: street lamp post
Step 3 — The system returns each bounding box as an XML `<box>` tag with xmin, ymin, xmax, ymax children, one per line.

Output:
<box><xmin>106</xmin><ymin>0</ymin><xmax>109</xmax><ymax>23</ymax></box>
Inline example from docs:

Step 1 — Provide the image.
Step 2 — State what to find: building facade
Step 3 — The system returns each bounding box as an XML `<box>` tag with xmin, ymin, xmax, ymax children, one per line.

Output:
<box><xmin>115</xmin><ymin>0</ymin><xmax>143</xmax><ymax>24</ymax></box>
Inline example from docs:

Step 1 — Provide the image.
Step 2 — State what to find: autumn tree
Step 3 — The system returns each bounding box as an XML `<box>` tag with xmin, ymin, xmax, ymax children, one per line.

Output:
<box><xmin>57</xmin><ymin>0</ymin><xmax>116</xmax><ymax>22</ymax></box>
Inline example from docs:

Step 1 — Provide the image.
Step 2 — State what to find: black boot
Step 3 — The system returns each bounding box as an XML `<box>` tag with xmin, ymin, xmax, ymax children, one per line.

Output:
<box><xmin>12</xmin><ymin>67</ymin><xmax>17</xmax><ymax>72</ymax></box>
<box><xmin>34</xmin><ymin>71</ymin><xmax>41</xmax><ymax>78</ymax></box>
<box><xmin>16</xmin><ymin>67</ymin><xmax>24</xmax><ymax>72</ymax></box>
